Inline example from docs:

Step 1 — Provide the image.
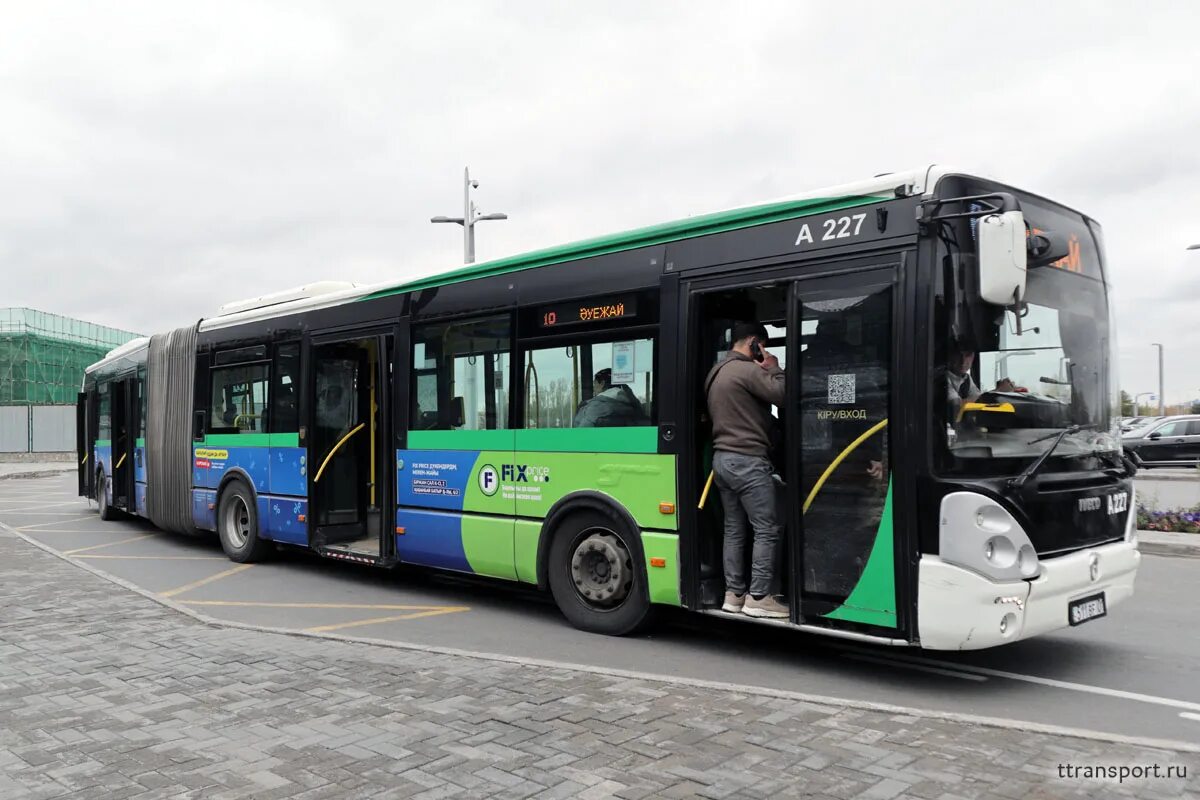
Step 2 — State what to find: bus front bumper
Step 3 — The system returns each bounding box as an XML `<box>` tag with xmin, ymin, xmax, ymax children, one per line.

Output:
<box><xmin>917</xmin><ymin>539</ymin><xmax>1141</xmax><ymax>650</ymax></box>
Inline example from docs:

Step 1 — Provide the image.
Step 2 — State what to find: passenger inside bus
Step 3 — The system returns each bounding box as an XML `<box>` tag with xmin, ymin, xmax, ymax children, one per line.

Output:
<box><xmin>572</xmin><ymin>368</ymin><xmax>650</xmax><ymax>428</ymax></box>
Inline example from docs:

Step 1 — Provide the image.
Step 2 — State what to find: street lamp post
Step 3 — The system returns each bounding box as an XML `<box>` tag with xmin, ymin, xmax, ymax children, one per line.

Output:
<box><xmin>1134</xmin><ymin>392</ymin><xmax>1155</xmax><ymax>416</ymax></box>
<box><xmin>1151</xmin><ymin>343</ymin><xmax>1164</xmax><ymax>415</ymax></box>
<box><xmin>431</xmin><ymin>167</ymin><xmax>508</xmax><ymax>264</ymax></box>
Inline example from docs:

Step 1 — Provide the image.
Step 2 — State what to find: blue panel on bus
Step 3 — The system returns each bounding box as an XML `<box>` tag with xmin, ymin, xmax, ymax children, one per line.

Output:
<box><xmin>396</xmin><ymin>449</ymin><xmax>480</xmax><ymax>512</ymax></box>
<box><xmin>192</xmin><ymin>489</ymin><xmax>217</xmax><ymax>531</ymax></box>
<box><xmin>258</xmin><ymin>494</ymin><xmax>308</xmax><ymax>545</ymax></box>
<box><xmin>395</xmin><ymin>508</ymin><xmax>470</xmax><ymax>572</ymax></box>
<box><xmin>269</xmin><ymin>447</ymin><xmax>307</xmax><ymax>496</ymax></box>
<box><xmin>135</xmin><ymin>482</ymin><xmax>147</xmax><ymax>516</ymax></box>
<box><xmin>203</xmin><ymin>447</ymin><xmax>270</xmax><ymax>492</ymax></box>
<box><xmin>134</xmin><ymin>446</ymin><xmax>146</xmax><ymax>484</ymax></box>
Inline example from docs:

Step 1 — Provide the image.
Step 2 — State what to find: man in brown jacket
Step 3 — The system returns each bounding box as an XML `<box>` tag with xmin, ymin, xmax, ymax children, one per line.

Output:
<box><xmin>705</xmin><ymin>321</ymin><xmax>787</xmax><ymax>619</ymax></box>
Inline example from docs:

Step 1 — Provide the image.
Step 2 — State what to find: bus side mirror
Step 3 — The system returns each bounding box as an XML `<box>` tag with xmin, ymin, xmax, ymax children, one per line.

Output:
<box><xmin>977</xmin><ymin>210</ymin><xmax>1027</xmax><ymax>306</ymax></box>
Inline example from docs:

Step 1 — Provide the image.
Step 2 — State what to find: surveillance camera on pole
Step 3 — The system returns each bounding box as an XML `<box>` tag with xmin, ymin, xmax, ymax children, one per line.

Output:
<box><xmin>431</xmin><ymin>167</ymin><xmax>508</xmax><ymax>264</ymax></box>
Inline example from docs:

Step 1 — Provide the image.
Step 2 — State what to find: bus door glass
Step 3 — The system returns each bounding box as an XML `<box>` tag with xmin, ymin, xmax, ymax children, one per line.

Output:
<box><xmin>790</xmin><ymin>270</ymin><xmax>897</xmax><ymax>630</ymax></box>
<box><xmin>310</xmin><ymin>340</ymin><xmax>372</xmax><ymax>548</ymax></box>
<box><xmin>76</xmin><ymin>391</ymin><xmax>88</xmax><ymax>497</ymax></box>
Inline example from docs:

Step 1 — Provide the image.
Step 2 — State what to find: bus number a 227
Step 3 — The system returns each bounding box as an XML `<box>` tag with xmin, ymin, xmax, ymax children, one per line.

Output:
<box><xmin>795</xmin><ymin>213</ymin><xmax>867</xmax><ymax>247</ymax></box>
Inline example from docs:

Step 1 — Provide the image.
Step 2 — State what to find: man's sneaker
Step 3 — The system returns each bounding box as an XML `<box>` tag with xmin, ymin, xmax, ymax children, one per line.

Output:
<box><xmin>743</xmin><ymin>595</ymin><xmax>788</xmax><ymax>619</ymax></box>
<box><xmin>721</xmin><ymin>592</ymin><xmax>745</xmax><ymax>613</ymax></box>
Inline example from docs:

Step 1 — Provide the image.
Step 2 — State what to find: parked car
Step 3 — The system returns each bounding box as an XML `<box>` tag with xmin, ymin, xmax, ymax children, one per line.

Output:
<box><xmin>1121</xmin><ymin>415</ymin><xmax>1161</xmax><ymax>434</ymax></box>
<box><xmin>1122</xmin><ymin>415</ymin><xmax>1200</xmax><ymax>467</ymax></box>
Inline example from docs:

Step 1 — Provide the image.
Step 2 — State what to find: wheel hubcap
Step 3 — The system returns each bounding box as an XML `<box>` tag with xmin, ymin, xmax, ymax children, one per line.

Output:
<box><xmin>570</xmin><ymin>530</ymin><xmax>633</xmax><ymax>608</ymax></box>
<box><xmin>224</xmin><ymin>497</ymin><xmax>250</xmax><ymax>548</ymax></box>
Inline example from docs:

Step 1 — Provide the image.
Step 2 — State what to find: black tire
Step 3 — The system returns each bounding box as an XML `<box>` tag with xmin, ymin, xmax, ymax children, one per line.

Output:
<box><xmin>216</xmin><ymin>480</ymin><xmax>272</xmax><ymax>563</ymax></box>
<box><xmin>547</xmin><ymin>507</ymin><xmax>653</xmax><ymax>636</ymax></box>
<box><xmin>97</xmin><ymin>469</ymin><xmax>116</xmax><ymax>520</ymax></box>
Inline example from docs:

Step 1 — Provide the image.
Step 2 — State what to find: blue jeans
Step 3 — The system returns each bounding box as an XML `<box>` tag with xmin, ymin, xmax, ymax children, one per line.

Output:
<box><xmin>712</xmin><ymin>450</ymin><xmax>782</xmax><ymax>598</ymax></box>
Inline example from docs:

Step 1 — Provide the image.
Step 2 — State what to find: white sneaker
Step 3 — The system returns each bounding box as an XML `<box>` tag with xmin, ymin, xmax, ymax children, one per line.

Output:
<box><xmin>743</xmin><ymin>595</ymin><xmax>788</xmax><ymax>619</ymax></box>
<box><xmin>721</xmin><ymin>591</ymin><xmax>745</xmax><ymax>613</ymax></box>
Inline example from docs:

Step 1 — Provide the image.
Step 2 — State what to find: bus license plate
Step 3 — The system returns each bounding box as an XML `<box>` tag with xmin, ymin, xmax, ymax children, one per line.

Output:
<box><xmin>1068</xmin><ymin>592</ymin><xmax>1107</xmax><ymax>626</ymax></box>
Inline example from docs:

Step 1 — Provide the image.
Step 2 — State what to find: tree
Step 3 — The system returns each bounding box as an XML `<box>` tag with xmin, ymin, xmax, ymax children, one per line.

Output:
<box><xmin>1119</xmin><ymin>390</ymin><xmax>1134</xmax><ymax>417</ymax></box>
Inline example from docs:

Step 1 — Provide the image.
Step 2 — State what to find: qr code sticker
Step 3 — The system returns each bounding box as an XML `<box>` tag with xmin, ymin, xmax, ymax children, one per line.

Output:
<box><xmin>827</xmin><ymin>374</ymin><xmax>856</xmax><ymax>404</ymax></box>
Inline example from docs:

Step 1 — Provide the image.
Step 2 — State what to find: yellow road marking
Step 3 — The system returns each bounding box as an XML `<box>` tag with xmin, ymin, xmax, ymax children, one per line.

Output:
<box><xmin>76</xmin><ymin>555</ymin><xmax>225</xmax><ymax>561</ymax></box>
<box><xmin>180</xmin><ymin>601</ymin><xmax>466</xmax><ymax>610</ymax></box>
<box><xmin>304</xmin><ymin>606</ymin><xmax>469</xmax><ymax>633</ymax></box>
<box><xmin>63</xmin><ymin>534</ymin><xmax>155</xmax><ymax>555</ymax></box>
<box><xmin>17</xmin><ymin>515</ymin><xmax>99</xmax><ymax>530</ymax></box>
<box><xmin>160</xmin><ymin>564</ymin><xmax>254</xmax><ymax>598</ymax></box>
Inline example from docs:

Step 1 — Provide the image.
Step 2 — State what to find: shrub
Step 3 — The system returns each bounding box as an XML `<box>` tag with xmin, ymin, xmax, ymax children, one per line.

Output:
<box><xmin>1136</xmin><ymin>503</ymin><xmax>1200</xmax><ymax>534</ymax></box>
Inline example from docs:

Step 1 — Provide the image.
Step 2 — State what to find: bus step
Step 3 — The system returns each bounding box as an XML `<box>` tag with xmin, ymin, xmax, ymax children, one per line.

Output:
<box><xmin>316</xmin><ymin>544</ymin><xmax>391</xmax><ymax>568</ymax></box>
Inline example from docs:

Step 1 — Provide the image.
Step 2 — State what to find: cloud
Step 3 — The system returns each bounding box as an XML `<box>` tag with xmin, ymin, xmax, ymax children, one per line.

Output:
<box><xmin>1</xmin><ymin>1</ymin><xmax>1199</xmax><ymax>400</ymax></box>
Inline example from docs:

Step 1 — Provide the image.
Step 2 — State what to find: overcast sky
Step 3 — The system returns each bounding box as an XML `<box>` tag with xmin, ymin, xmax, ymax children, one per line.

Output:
<box><xmin>2</xmin><ymin>2</ymin><xmax>1198</xmax><ymax>402</ymax></box>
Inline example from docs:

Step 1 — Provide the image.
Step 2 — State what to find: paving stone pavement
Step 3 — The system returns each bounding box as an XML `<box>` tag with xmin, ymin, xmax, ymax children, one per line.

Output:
<box><xmin>0</xmin><ymin>529</ymin><xmax>1196</xmax><ymax>800</ymax></box>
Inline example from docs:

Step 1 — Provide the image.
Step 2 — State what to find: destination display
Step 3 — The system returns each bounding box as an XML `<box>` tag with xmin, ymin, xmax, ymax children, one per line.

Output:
<box><xmin>539</xmin><ymin>294</ymin><xmax>638</xmax><ymax>328</ymax></box>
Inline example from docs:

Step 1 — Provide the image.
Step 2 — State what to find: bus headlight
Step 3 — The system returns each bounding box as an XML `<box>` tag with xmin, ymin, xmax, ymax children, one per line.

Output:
<box><xmin>940</xmin><ymin>492</ymin><xmax>1041</xmax><ymax>581</ymax></box>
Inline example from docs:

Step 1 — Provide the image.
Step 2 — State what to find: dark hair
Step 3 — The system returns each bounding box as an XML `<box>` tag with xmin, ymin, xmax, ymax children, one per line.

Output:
<box><xmin>593</xmin><ymin>368</ymin><xmax>612</xmax><ymax>389</ymax></box>
<box><xmin>731</xmin><ymin>321</ymin><xmax>769</xmax><ymax>347</ymax></box>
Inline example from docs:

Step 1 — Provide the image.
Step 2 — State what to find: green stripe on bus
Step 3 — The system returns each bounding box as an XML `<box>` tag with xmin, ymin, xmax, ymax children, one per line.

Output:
<box><xmin>200</xmin><ymin>433</ymin><xmax>300</xmax><ymax>448</ymax></box>
<box><xmin>513</xmin><ymin>427</ymin><xmax>657</xmax><ymax>453</ymax></box>
<box><xmin>135</xmin><ymin>437</ymin><xmax>145</xmax><ymax>447</ymax></box>
<box><xmin>361</xmin><ymin>194</ymin><xmax>882</xmax><ymax>300</ymax></box>
<box><xmin>408</xmin><ymin>430</ymin><xmax>515</xmax><ymax>450</ymax></box>
<box><xmin>95</xmin><ymin>439</ymin><xmax>111</xmax><ymax>447</ymax></box>
<box><xmin>823</xmin><ymin>480</ymin><xmax>896</xmax><ymax>628</ymax></box>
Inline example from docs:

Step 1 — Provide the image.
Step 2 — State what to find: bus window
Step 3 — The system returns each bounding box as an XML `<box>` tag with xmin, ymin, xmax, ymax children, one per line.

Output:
<box><xmin>98</xmin><ymin>382</ymin><xmax>111</xmax><ymax>440</ymax></box>
<box><xmin>209</xmin><ymin>363</ymin><xmax>270</xmax><ymax>433</ymax></box>
<box><xmin>523</xmin><ymin>337</ymin><xmax>655</xmax><ymax>429</ymax></box>
<box><xmin>410</xmin><ymin>316</ymin><xmax>511</xmax><ymax>431</ymax></box>
<box><xmin>270</xmin><ymin>343</ymin><xmax>300</xmax><ymax>433</ymax></box>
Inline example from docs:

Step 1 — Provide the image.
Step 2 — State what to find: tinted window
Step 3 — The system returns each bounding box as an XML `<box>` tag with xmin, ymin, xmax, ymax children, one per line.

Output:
<box><xmin>271</xmin><ymin>344</ymin><xmax>300</xmax><ymax>433</ymax></box>
<box><xmin>411</xmin><ymin>316</ymin><xmax>511</xmax><ymax>431</ymax></box>
<box><xmin>210</xmin><ymin>363</ymin><xmax>269</xmax><ymax>433</ymax></box>
<box><xmin>1152</xmin><ymin>420</ymin><xmax>1186</xmax><ymax>437</ymax></box>
<box><xmin>523</xmin><ymin>337</ymin><xmax>654</xmax><ymax>429</ymax></box>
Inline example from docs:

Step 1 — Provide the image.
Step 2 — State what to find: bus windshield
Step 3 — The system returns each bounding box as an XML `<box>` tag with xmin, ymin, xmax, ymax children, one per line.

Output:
<box><xmin>936</xmin><ymin>191</ymin><xmax>1120</xmax><ymax>476</ymax></box>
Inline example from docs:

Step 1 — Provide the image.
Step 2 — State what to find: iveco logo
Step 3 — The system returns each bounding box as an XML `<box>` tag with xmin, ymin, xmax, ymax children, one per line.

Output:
<box><xmin>1078</xmin><ymin>497</ymin><xmax>1101</xmax><ymax>512</ymax></box>
<box><xmin>1089</xmin><ymin>553</ymin><xmax>1100</xmax><ymax>582</ymax></box>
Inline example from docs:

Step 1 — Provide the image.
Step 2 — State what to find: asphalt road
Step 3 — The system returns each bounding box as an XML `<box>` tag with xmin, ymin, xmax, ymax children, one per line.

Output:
<box><xmin>3</xmin><ymin>473</ymin><xmax>1199</xmax><ymax>747</ymax></box>
<box><xmin>1137</xmin><ymin>469</ymin><xmax>1200</xmax><ymax>511</ymax></box>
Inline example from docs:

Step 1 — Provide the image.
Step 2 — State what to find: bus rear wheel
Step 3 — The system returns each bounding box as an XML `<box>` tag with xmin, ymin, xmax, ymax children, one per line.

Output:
<box><xmin>547</xmin><ymin>508</ymin><xmax>652</xmax><ymax>636</ymax></box>
<box><xmin>217</xmin><ymin>481</ymin><xmax>272</xmax><ymax>563</ymax></box>
<box><xmin>97</xmin><ymin>469</ymin><xmax>115</xmax><ymax>520</ymax></box>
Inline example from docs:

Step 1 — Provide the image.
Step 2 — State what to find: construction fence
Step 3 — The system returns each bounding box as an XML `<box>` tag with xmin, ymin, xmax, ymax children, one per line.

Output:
<box><xmin>0</xmin><ymin>405</ymin><xmax>75</xmax><ymax>453</ymax></box>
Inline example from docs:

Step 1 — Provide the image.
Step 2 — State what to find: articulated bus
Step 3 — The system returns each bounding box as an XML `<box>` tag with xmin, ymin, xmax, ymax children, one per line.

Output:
<box><xmin>78</xmin><ymin>166</ymin><xmax>1140</xmax><ymax>650</ymax></box>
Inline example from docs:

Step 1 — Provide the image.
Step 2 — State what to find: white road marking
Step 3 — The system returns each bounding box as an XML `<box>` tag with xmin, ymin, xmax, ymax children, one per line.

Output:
<box><xmin>1180</xmin><ymin>712</ymin><xmax>1200</xmax><ymax>723</ymax></box>
<box><xmin>842</xmin><ymin>652</ymin><xmax>987</xmax><ymax>682</ymax></box>
<box><xmin>837</xmin><ymin>644</ymin><xmax>1200</xmax><ymax>714</ymax></box>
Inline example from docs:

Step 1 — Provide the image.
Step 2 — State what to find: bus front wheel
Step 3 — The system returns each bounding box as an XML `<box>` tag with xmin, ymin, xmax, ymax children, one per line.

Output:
<box><xmin>97</xmin><ymin>469</ymin><xmax>114</xmax><ymax>521</ymax></box>
<box><xmin>217</xmin><ymin>481</ymin><xmax>272</xmax><ymax>563</ymax></box>
<box><xmin>547</xmin><ymin>508</ymin><xmax>652</xmax><ymax>636</ymax></box>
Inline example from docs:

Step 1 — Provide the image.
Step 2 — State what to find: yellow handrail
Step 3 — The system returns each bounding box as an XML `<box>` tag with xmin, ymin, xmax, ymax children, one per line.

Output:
<box><xmin>803</xmin><ymin>419</ymin><xmax>888</xmax><ymax>513</ymax></box>
<box><xmin>314</xmin><ymin>423</ymin><xmax>365</xmax><ymax>484</ymax></box>
<box><xmin>115</xmin><ymin>452</ymin><xmax>127</xmax><ymax>470</ymax></box>
<box><xmin>698</xmin><ymin>470</ymin><xmax>715</xmax><ymax>509</ymax></box>
<box><xmin>80</xmin><ymin>453</ymin><xmax>88</xmax><ymax>466</ymax></box>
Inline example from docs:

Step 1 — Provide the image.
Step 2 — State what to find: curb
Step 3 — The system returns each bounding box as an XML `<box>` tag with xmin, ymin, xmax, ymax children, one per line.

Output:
<box><xmin>0</xmin><ymin>468</ymin><xmax>76</xmax><ymax>481</ymax></box>
<box><xmin>1137</xmin><ymin>535</ymin><xmax>1200</xmax><ymax>559</ymax></box>
<box><xmin>2</xmin><ymin>519</ymin><xmax>1199</xmax><ymax>756</ymax></box>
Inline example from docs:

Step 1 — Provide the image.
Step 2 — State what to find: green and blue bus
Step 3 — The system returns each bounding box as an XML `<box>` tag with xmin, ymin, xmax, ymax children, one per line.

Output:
<box><xmin>78</xmin><ymin>166</ymin><xmax>1141</xmax><ymax>649</ymax></box>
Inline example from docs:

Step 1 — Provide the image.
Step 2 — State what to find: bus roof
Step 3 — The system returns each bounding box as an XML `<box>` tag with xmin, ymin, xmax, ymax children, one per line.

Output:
<box><xmin>199</xmin><ymin>165</ymin><xmax>959</xmax><ymax>331</ymax></box>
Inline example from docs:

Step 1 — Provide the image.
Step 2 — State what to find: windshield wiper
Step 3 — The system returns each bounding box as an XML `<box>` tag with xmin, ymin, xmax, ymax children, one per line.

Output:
<box><xmin>1009</xmin><ymin>424</ymin><xmax>1095</xmax><ymax>491</ymax></box>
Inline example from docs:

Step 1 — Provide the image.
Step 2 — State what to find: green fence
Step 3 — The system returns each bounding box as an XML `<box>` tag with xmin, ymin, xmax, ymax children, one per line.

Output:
<box><xmin>0</xmin><ymin>308</ymin><xmax>141</xmax><ymax>406</ymax></box>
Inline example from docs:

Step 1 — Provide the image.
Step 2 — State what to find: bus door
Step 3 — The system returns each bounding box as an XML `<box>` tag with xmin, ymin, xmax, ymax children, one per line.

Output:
<box><xmin>77</xmin><ymin>391</ymin><xmax>89</xmax><ymax>497</ymax></box>
<box><xmin>111</xmin><ymin>377</ymin><xmax>135</xmax><ymax>511</ymax></box>
<box><xmin>307</xmin><ymin>332</ymin><xmax>393</xmax><ymax>563</ymax></box>
<box><xmin>787</xmin><ymin>264</ymin><xmax>903</xmax><ymax>635</ymax></box>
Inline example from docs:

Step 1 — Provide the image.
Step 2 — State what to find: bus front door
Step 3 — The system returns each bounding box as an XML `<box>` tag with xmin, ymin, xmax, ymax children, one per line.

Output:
<box><xmin>111</xmin><ymin>377</ymin><xmax>135</xmax><ymax>512</ymax></box>
<box><xmin>77</xmin><ymin>391</ymin><xmax>89</xmax><ymax>497</ymax></box>
<box><xmin>308</xmin><ymin>334</ymin><xmax>393</xmax><ymax>563</ymax></box>
<box><xmin>788</xmin><ymin>266</ymin><xmax>901</xmax><ymax>636</ymax></box>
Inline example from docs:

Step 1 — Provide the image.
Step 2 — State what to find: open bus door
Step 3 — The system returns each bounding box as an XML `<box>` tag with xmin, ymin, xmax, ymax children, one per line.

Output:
<box><xmin>76</xmin><ymin>391</ymin><xmax>89</xmax><ymax>497</ymax></box>
<box><xmin>110</xmin><ymin>377</ymin><xmax>136</xmax><ymax>512</ymax></box>
<box><xmin>306</xmin><ymin>330</ymin><xmax>394</xmax><ymax>564</ymax></box>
